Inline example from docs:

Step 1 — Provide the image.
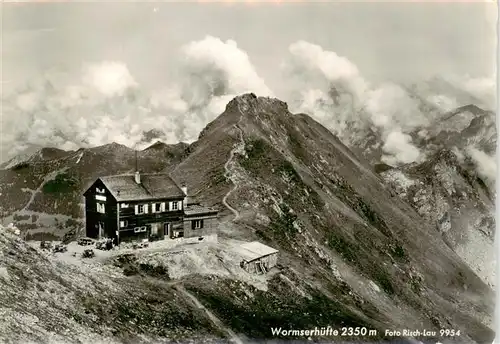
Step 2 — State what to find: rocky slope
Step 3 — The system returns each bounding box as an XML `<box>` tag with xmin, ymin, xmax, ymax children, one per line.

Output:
<box><xmin>377</xmin><ymin>103</ymin><xmax>496</xmax><ymax>288</ymax></box>
<box><xmin>0</xmin><ymin>226</ymin><xmax>227</xmax><ymax>344</ymax></box>
<box><xmin>414</xmin><ymin>104</ymin><xmax>496</xmax><ymax>158</ymax></box>
<box><xmin>0</xmin><ymin>94</ymin><xmax>495</xmax><ymax>344</ymax></box>
<box><xmin>174</xmin><ymin>94</ymin><xmax>494</xmax><ymax>342</ymax></box>
<box><xmin>380</xmin><ymin>149</ymin><xmax>496</xmax><ymax>288</ymax></box>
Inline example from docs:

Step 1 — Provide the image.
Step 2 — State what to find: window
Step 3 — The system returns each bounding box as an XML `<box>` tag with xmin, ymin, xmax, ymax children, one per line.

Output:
<box><xmin>97</xmin><ymin>203</ymin><xmax>105</xmax><ymax>213</ymax></box>
<box><xmin>172</xmin><ymin>201</ymin><xmax>178</xmax><ymax>210</ymax></box>
<box><xmin>134</xmin><ymin>226</ymin><xmax>147</xmax><ymax>233</ymax></box>
<box><xmin>120</xmin><ymin>220</ymin><xmax>128</xmax><ymax>228</ymax></box>
<box><xmin>192</xmin><ymin>219</ymin><xmax>203</xmax><ymax>230</ymax></box>
<box><xmin>95</xmin><ymin>195</ymin><xmax>106</xmax><ymax>201</ymax></box>
<box><xmin>152</xmin><ymin>203</ymin><xmax>162</xmax><ymax>213</ymax></box>
<box><xmin>134</xmin><ymin>204</ymin><xmax>149</xmax><ymax>214</ymax></box>
<box><xmin>120</xmin><ymin>203</ymin><xmax>129</xmax><ymax>208</ymax></box>
<box><xmin>96</xmin><ymin>187</ymin><xmax>105</xmax><ymax>194</ymax></box>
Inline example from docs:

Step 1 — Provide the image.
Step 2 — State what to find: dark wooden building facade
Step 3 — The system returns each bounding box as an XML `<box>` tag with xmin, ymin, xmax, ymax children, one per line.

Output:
<box><xmin>83</xmin><ymin>172</ymin><xmax>218</xmax><ymax>243</ymax></box>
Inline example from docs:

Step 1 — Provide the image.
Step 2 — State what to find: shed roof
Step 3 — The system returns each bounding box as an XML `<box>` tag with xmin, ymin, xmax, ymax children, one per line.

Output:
<box><xmin>238</xmin><ymin>241</ymin><xmax>278</xmax><ymax>262</ymax></box>
<box><xmin>184</xmin><ymin>204</ymin><xmax>218</xmax><ymax>216</ymax></box>
<box><xmin>97</xmin><ymin>173</ymin><xmax>185</xmax><ymax>202</ymax></box>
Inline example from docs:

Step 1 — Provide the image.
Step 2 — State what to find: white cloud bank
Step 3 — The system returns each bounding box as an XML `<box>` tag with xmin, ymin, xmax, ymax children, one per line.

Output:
<box><xmin>1</xmin><ymin>36</ymin><xmax>494</xmax><ymax>170</ymax></box>
<box><xmin>1</xmin><ymin>36</ymin><xmax>273</xmax><ymax>159</ymax></box>
<box><xmin>282</xmin><ymin>40</ymin><xmax>430</xmax><ymax>166</ymax></box>
<box><xmin>466</xmin><ymin>147</ymin><xmax>497</xmax><ymax>184</ymax></box>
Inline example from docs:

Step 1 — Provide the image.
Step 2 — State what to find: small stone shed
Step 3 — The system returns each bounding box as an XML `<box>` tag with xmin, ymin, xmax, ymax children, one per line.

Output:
<box><xmin>238</xmin><ymin>241</ymin><xmax>278</xmax><ymax>274</ymax></box>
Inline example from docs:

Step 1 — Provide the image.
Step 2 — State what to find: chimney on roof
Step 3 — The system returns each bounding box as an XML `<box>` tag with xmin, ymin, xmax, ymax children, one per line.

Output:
<box><xmin>134</xmin><ymin>149</ymin><xmax>141</xmax><ymax>184</ymax></box>
<box><xmin>181</xmin><ymin>184</ymin><xmax>188</xmax><ymax>207</ymax></box>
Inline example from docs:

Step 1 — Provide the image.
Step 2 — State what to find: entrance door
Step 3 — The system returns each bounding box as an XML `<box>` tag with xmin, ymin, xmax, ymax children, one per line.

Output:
<box><xmin>151</xmin><ymin>223</ymin><xmax>158</xmax><ymax>236</ymax></box>
<box><xmin>98</xmin><ymin>221</ymin><xmax>105</xmax><ymax>239</ymax></box>
<box><xmin>164</xmin><ymin>223</ymin><xmax>171</xmax><ymax>238</ymax></box>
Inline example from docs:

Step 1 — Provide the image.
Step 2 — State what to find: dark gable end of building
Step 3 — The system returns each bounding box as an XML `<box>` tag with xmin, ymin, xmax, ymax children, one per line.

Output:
<box><xmin>83</xmin><ymin>178</ymin><xmax>119</xmax><ymax>240</ymax></box>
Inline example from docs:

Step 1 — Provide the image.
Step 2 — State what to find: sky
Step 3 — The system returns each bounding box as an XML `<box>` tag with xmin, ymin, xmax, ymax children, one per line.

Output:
<box><xmin>0</xmin><ymin>1</ymin><xmax>497</xmax><ymax>164</ymax></box>
<box><xmin>2</xmin><ymin>2</ymin><xmax>496</xmax><ymax>95</ymax></box>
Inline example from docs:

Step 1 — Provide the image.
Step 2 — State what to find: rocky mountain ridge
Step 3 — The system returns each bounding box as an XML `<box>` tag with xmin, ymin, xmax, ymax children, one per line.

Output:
<box><xmin>0</xmin><ymin>93</ymin><xmax>495</xmax><ymax>343</ymax></box>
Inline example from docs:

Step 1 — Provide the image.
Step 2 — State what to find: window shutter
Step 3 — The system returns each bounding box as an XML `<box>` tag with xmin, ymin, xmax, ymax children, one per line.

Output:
<box><xmin>134</xmin><ymin>205</ymin><xmax>138</xmax><ymax>214</ymax></box>
<box><xmin>161</xmin><ymin>202</ymin><xmax>166</xmax><ymax>212</ymax></box>
<box><xmin>144</xmin><ymin>204</ymin><xmax>149</xmax><ymax>214</ymax></box>
<box><xmin>168</xmin><ymin>202</ymin><xmax>173</xmax><ymax>211</ymax></box>
<box><xmin>151</xmin><ymin>204</ymin><xmax>156</xmax><ymax>213</ymax></box>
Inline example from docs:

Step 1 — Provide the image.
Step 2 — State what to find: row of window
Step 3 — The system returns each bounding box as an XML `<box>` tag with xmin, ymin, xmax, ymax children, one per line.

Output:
<box><xmin>96</xmin><ymin>201</ymin><xmax>182</xmax><ymax>214</ymax></box>
<box><xmin>119</xmin><ymin>219</ymin><xmax>204</xmax><ymax>230</ymax></box>
<box><xmin>132</xmin><ymin>201</ymin><xmax>181</xmax><ymax>215</ymax></box>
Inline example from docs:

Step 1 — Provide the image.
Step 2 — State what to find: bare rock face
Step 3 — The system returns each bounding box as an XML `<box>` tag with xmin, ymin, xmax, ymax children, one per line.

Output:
<box><xmin>380</xmin><ymin>148</ymin><xmax>496</xmax><ymax>288</ymax></box>
<box><xmin>225</xmin><ymin>93</ymin><xmax>289</xmax><ymax>116</ymax></box>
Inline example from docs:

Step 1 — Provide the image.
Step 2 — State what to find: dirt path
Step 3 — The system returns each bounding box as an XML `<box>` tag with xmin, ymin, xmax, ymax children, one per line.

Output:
<box><xmin>175</xmin><ymin>284</ymin><xmax>244</xmax><ymax>344</ymax></box>
<box><xmin>221</xmin><ymin>114</ymin><xmax>245</xmax><ymax>222</ymax></box>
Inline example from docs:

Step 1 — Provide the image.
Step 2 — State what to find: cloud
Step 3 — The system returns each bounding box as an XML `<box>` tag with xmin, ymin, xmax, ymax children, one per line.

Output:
<box><xmin>0</xmin><ymin>37</ymin><xmax>494</xmax><ymax>168</ymax></box>
<box><xmin>381</xmin><ymin>131</ymin><xmax>421</xmax><ymax>166</ymax></box>
<box><xmin>425</xmin><ymin>94</ymin><xmax>459</xmax><ymax>112</ymax></box>
<box><xmin>283</xmin><ymin>40</ymin><xmax>368</xmax><ymax>106</ymax></box>
<box><xmin>466</xmin><ymin>146</ymin><xmax>497</xmax><ymax>184</ymax></box>
<box><xmin>451</xmin><ymin>74</ymin><xmax>496</xmax><ymax>109</ymax></box>
<box><xmin>365</xmin><ymin>83</ymin><xmax>429</xmax><ymax>130</ymax></box>
<box><xmin>282</xmin><ymin>41</ymin><xmax>425</xmax><ymax>165</ymax></box>
<box><xmin>1</xmin><ymin>36</ymin><xmax>272</xmax><ymax>161</ymax></box>
<box><xmin>180</xmin><ymin>36</ymin><xmax>273</xmax><ymax>104</ymax></box>
<box><xmin>82</xmin><ymin>61</ymin><xmax>138</xmax><ymax>97</ymax></box>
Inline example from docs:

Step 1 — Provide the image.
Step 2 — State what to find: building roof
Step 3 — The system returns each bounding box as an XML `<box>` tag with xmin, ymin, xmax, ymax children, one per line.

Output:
<box><xmin>184</xmin><ymin>204</ymin><xmax>218</xmax><ymax>216</ymax></box>
<box><xmin>238</xmin><ymin>241</ymin><xmax>278</xmax><ymax>262</ymax></box>
<box><xmin>98</xmin><ymin>173</ymin><xmax>185</xmax><ymax>202</ymax></box>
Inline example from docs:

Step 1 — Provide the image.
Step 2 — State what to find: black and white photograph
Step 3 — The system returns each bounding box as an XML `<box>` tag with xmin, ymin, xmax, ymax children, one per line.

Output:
<box><xmin>0</xmin><ymin>1</ymin><xmax>497</xmax><ymax>344</ymax></box>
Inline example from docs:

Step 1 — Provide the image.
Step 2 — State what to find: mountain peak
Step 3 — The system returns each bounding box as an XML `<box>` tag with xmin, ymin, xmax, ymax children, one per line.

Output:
<box><xmin>144</xmin><ymin>141</ymin><xmax>167</xmax><ymax>150</ymax></box>
<box><xmin>452</xmin><ymin>104</ymin><xmax>489</xmax><ymax>117</ymax></box>
<box><xmin>88</xmin><ymin>142</ymin><xmax>133</xmax><ymax>154</ymax></box>
<box><xmin>225</xmin><ymin>93</ymin><xmax>289</xmax><ymax>116</ymax></box>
